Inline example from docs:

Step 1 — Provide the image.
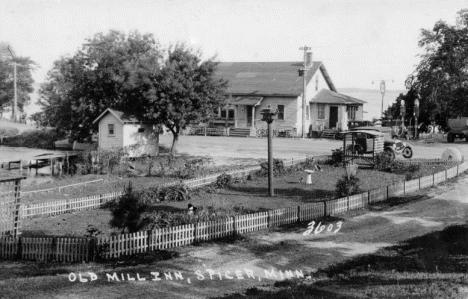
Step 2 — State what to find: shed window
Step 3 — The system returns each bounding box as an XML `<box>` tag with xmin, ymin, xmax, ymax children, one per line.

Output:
<box><xmin>318</xmin><ymin>104</ymin><xmax>326</xmax><ymax>119</ymax></box>
<box><xmin>108</xmin><ymin>124</ymin><xmax>115</xmax><ymax>135</ymax></box>
<box><xmin>138</xmin><ymin>128</ymin><xmax>145</xmax><ymax>133</ymax></box>
<box><xmin>277</xmin><ymin>105</ymin><xmax>285</xmax><ymax>120</ymax></box>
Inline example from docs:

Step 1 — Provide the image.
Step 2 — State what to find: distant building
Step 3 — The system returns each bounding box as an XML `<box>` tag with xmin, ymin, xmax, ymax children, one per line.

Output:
<box><xmin>93</xmin><ymin>108</ymin><xmax>159</xmax><ymax>157</ymax></box>
<box><xmin>213</xmin><ymin>61</ymin><xmax>366</xmax><ymax>137</ymax></box>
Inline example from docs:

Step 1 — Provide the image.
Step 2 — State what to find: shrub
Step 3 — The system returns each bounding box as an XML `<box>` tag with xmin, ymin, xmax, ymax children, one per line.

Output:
<box><xmin>389</xmin><ymin>161</ymin><xmax>420</xmax><ymax>180</ymax></box>
<box><xmin>260</xmin><ymin>159</ymin><xmax>285</xmax><ymax>177</ymax></box>
<box><xmin>215</xmin><ymin>173</ymin><xmax>232</xmax><ymax>188</ymax></box>
<box><xmin>176</xmin><ymin>158</ymin><xmax>210</xmax><ymax>179</ymax></box>
<box><xmin>335</xmin><ymin>174</ymin><xmax>362</xmax><ymax>197</ymax></box>
<box><xmin>328</xmin><ymin>148</ymin><xmax>343</xmax><ymax>166</ymax></box>
<box><xmin>2</xmin><ymin>129</ymin><xmax>64</xmax><ymax>149</ymax></box>
<box><xmin>154</xmin><ymin>183</ymin><xmax>190</xmax><ymax>202</ymax></box>
<box><xmin>375</xmin><ymin>152</ymin><xmax>393</xmax><ymax>170</ymax></box>
<box><xmin>78</xmin><ymin>148</ymin><xmax>128</xmax><ymax>175</ymax></box>
<box><xmin>0</xmin><ymin>127</ymin><xmax>19</xmax><ymax>137</ymax></box>
<box><xmin>109</xmin><ymin>182</ymin><xmax>149</xmax><ymax>233</ymax></box>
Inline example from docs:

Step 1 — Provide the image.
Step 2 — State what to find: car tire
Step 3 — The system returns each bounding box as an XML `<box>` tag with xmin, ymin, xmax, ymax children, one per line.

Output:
<box><xmin>447</xmin><ymin>133</ymin><xmax>455</xmax><ymax>143</ymax></box>
<box><xmin>384</xmin><ymin>148</ymin><xmax>396</xmax><ymax>160</ymax></box>
<box><xmin>402</xmin><ymin>147</ymin><xmax>413</xmax><ymax>159</ymax></box>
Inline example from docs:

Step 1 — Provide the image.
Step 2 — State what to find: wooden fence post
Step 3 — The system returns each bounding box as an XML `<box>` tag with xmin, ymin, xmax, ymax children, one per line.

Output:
<box><xmin>16</xmin><ymin>237</ymin><xmax>22</xmax><ymax>260</ymax></box>
<box><xmin>88</xmin><ymin>237</ymin><xmax>96</xmax><ymax>262</ymax></box>
<box><xmin>147</xmin><ymin>230</ymin><xmax>152</xmax><ymax>253</ymax></box>
<box><xmin>52</xmin><ymin>237</ymin><xmax>57</xmax><ymax>262</ymax></box>
<box><xmin>233</xmin><ymin>216</ymin><xmax>237</xmax><ymax>236</ymax></box>
<box><xmin>297</xmin><ymin>205</ymin><xmax>300</xmax><ymax>223</ymax></box>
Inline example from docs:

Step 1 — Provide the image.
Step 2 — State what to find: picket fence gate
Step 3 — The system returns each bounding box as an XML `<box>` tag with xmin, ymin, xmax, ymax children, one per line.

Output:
<box><xmin>1</xmin><ymin>161</ymin><xmax>467</xmax><ymax>262</ymax></box>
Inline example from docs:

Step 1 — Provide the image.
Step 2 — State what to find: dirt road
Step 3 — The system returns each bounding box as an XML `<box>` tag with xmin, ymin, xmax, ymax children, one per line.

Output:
<box><xmin>159</xmin><ymin>134</ymin><xmax>468</xmax><ymax>165</ymax></box>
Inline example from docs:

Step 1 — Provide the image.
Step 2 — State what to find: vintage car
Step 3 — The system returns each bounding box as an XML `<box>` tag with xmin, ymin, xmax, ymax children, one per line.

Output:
<box><xmin>350</xmin><ymin>126</ymin><xmax>413</xmax><ymax>159</ymax></box>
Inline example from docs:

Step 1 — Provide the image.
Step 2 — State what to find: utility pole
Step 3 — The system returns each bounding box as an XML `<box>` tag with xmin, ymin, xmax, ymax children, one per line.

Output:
<box><xmin>299</xmin><ymin>46</ymin><xmax>312</xmax><ymax>138</ymax></box>
<box><xmin>7</xmin><ymin>46</ymin><xmax>18</xmax><ymax>122</ymax></box>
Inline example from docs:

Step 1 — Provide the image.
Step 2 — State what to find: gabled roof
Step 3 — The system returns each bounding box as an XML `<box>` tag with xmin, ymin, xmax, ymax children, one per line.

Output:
<box><xmin>311</xmin><ymin>89</ymin><xmax>366</xmax><ymax>105</ymax></box>
<box><xmin>93</xmin><ymin>108</ymin><xmax>140</xmax><ymax>124</ymax></box>
<box><xmin>216</xmin><ymin>61</ymin><xmax>337</xmax><ymax>97</ymax></box>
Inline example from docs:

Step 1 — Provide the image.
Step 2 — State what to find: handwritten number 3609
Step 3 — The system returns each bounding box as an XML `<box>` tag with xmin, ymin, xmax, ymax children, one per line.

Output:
<box><xmin>303</xmin><ymin>221</ymin><xmax>342</xmax><ymax>235</ymax></box>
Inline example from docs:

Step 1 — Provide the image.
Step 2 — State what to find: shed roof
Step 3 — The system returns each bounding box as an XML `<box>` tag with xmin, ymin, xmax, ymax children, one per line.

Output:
<box><xmin>93</xmin><ymin>108</ymin><xmax>144</xmax><ymax>124</ymax></box>
<box><xmin>311</xmin><ymin>89</ymin><xmax>366</xmax><ymax>105</ymax></box>
<box><xmin>216</xmin><ymin>61</ymin><xmax>336</xmax><ymax>97</ymax></box>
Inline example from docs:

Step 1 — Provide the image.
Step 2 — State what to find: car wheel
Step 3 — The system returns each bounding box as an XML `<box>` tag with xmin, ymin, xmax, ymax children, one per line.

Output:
<box><xmin>447</xmin><ymin>133</ymin><xmax>455</xmax><ymax>143</ymax></box>
<box><xmin>384</xmin><ymin>148</ymin><xmax>396</xmax><ymax>160</ymax></box>
<box><xmin>402</xmin><ymin>146</ymin><xmax>413</xmax><ymax>159</ymax></box>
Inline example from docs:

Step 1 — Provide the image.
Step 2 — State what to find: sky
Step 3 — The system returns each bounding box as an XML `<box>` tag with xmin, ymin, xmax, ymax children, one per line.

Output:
<box><xmin>1</xmin><ymin>0</ymin><xmax>467</xmax><ymax>116</ymax></box>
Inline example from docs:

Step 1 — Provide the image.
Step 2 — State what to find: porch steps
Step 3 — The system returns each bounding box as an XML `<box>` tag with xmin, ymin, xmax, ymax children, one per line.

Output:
<box><xmin>321</xmin><ymin>129</ymin><xmax>337</xmax><ymax>139</ymax></box>
<box><xmin>229</xmin><ymin>128</ymin><xmax>251</xmax><ymax>137</ymax></box>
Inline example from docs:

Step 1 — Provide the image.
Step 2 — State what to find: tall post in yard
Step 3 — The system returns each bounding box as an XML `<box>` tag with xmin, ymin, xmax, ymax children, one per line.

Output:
<box><xmin>268</xmin><ymin>119</ymin><xmax>274</xmax><ymax>196</ymax></box>
<box><xmin>299</xmin><ymin>46</ymin><xmax>312</xmax><ymax>138</ymax></box>
<box><xmin>414</xmin><ymin>97</ymin><xmax>420</xmax><ymax>139</ymax></box>
<box><xmin>261</xmin><ymin>108</ymin><xmax>278</xmax><ymax>197</ymax></box>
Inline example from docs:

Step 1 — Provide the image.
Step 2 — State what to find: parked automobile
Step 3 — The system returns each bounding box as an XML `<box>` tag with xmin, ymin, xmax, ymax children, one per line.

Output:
<box><xmin>350</xmin><ymin>126</ymin><xmax>413</xmax><ymax>159</ymax></box>
<box><xmin>348</xmin><ymin>120</ymin><xmax>373</xmax><ymax>129</ymax></box>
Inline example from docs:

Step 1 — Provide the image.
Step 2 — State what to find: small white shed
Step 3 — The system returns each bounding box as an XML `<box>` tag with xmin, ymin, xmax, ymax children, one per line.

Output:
<box><xmin>93</xmin><ymin>108</ymin><xmax>159</xmax><ymax>157</ymax></box>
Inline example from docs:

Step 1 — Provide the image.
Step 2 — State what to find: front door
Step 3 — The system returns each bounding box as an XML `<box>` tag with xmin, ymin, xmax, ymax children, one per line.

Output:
<box><xmin>246</xmin><ymin>105</ymin><xmax>253</xmax><ymax>127</ymax></box>
<box><xmin>329</xmin><ymin>106</ymin><xmax>338</xmax><ymax>129</ymax></box>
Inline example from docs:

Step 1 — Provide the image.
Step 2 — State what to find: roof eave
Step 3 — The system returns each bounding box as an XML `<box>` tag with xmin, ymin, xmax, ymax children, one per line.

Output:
<box><xmin>93</xmin><ymin>108</ymin><xmax>124</xmax><ymax>125</ymax></box>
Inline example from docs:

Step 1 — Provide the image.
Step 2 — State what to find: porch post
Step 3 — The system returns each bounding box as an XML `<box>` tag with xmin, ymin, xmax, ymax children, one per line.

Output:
<box><xmin>251</xmin><ymin>106</ymin><xmax>256</xmax><ymax>130</ymax></box>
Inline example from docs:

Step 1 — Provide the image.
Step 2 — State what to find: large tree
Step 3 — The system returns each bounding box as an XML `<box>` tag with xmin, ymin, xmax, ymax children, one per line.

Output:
<box><xmin>37</xmin><ymin>30</ymin><xmax>162</xmax><ymax>141</ymax></box>
<box><xmin>0</xmin><ymin>43</ymin><xmax>37</xmax><ymax>118</ymax></box>
<box><xmin>126</xmin><ymin>44</ymin><xmax>228</xmax><ymax>155</ymax></box>
<box><xmin>405</xmin><ymin>9</ymin><xmax>468</xmax><ymax>131</ymax></box>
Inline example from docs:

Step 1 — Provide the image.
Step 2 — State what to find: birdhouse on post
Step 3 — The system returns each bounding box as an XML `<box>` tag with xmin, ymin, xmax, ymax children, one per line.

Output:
<box><xmin>261</xmin><ymin>108</ymin><xmax>278</xmax><ymax>124</ymax></box>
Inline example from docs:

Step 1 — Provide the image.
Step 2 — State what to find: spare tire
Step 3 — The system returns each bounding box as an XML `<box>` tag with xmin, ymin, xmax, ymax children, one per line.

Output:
<box><xmin>442</xmin><ymin>148</ymin><xmax>462</xmax><ymax>161</ymax></box>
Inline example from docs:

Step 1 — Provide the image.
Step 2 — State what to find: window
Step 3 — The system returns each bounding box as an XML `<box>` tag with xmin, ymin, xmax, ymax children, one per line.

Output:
<box><xmin>108</xmin><ymin>124</ymin><xmax>114</xmax><ymax>135</ymax></box>
<box><xmin>318</xmin><ymin>104</ymin><xmax>325</xmax><ymax>119</ymax></box>
<box><xmin>138</xmin><ymin>128</ymin><xmax>145</xmax><ymax>133</ymax></box>
<box><xmin>220</xmin><ymin>108</ymin><xmax>235</xmax><ymax>119</ymax></box>
<box><xmin>315</xmin><ymin>76</ymin><xmax>319</xmax><ymax>91</ymax></box>
<box><xmin>277</xmin><ymin>105</ymin><xmax>285</xmax><ymax>120</ymax></box>
<box><xmin>347</xmin><ymin>106</ymin><xmax>358</xmax><ymax>120</ymax></box>
<box><xmin>306</xmin><ymin>105</ymin><xmax>310</xmax><ymax>120</ymax></box>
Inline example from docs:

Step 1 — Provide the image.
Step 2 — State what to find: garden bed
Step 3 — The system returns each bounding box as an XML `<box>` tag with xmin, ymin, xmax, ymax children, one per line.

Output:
<box><xmin>20</xmin><ymin>160</ymin><xmax>453</xmax><ymax>237</ymax></box>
